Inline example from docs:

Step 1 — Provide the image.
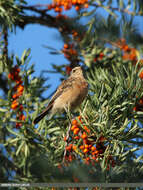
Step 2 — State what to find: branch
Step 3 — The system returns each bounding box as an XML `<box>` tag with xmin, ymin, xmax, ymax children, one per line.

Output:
<box><xmin>17</xmin><ymin>5</ymin><xmax>75</xmax><ymax>31</ymax></box>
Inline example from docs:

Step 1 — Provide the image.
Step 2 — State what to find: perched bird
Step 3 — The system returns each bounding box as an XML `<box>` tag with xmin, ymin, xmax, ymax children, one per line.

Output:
<box><xmin>33</xmin><ymin>66</ymin><xmax>88</xmax><ymax>124</ymax></box>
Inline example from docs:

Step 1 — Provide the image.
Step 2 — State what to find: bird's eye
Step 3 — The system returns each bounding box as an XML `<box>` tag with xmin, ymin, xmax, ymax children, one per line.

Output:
<box><xmin>72</xmin><ymin>69</ymin><xmax>76</xmax><ymax>73</ymax></box>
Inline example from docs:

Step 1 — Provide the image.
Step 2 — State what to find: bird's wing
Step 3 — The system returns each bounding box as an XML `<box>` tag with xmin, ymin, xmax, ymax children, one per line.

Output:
<box><xmin>33</xmin><ymin>77</ymin><xmax>77</xmax><ymax>124</ymax></box>
<box><xmin>50</xmin><ymin>77</ymin><xmax>76</xmax><ymax>103</ymax></box>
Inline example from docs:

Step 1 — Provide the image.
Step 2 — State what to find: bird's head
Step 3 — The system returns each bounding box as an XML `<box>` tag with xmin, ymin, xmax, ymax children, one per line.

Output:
<box><xmin>70</xmin><ymin>66</ymin><xmax>83</xmax><ymax>77</ymax></box>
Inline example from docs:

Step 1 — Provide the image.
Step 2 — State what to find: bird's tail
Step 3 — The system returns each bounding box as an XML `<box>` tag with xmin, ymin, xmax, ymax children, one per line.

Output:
<box><xmin>33</xmin><ymin>104</ymin><xmax>52</xmax><ymax>124</ymax></box>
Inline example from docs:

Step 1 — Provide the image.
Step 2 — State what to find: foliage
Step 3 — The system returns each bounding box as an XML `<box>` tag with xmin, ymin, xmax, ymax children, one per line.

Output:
<box><xmin>0</xmin><ymin>0</ymin><xmax>143</xmax><ymax>188</ymax></box>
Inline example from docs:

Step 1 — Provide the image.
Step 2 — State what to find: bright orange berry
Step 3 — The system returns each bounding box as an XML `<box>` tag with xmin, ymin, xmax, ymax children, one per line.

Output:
<box><xmin>64</xmin><ymin>136</ymin><xmax>67</xmax><ymax>141</ymax></box>
<box><xmin>74</xmin><ymin>136</ymin><xmax>80</xmax><ymax>140</ymax></box>
<box><xmin>71</xmin><ymin>125</ymin><xmax>78</xmax><ymax>131</ymax></box>
<box><xmin>85</xmin><ymin>157</ymin><xmax>90</xmax><ymax>161</ymax></box>
<box><xmin>84</xmin><ymin>3</ymin><xmax>88</xmax><ymax>8</ymax></box>
<box><xmin>11</xmin><ymin>100</ymin><xmax>19</xmax><ymax>110</ymax></box>
<box><xmin>79</xmin><ymin>145</ymin><xmax>84</xmax><ymax>150</ymax></box>
<box><xmin>72</xmin><ymin>145</ymin><xmax>77</xmax><ymax>151</ymax></box>
<box><xmin>81</xmin><ymin>132</ymin><xmax>87</xmax><ymax>139</ymax></box>
<box><xmin>91</xmin><ymin>146</ymin><xmax>96</xmax><ymax>151</ymax></box>
<box><xmin>84</xmin><ymin>144</ymin><xmax>89</xmax><ymax>148</ymax></box>
<box><xmin>75</xmin><ymin>5</ymin><xmax>80</xmax><ymax>11</ymax></box>
<box><xmin>83</xmin><ymin>148</ymin><xmax>89</xmax><ymax>153</ymax></box>
<box><xmin>139</xmin><ymin>71</ymin><xmax>143</xmax><ymax>79</ymax></box>
<box><xmin>72</xmin><ymin>119</ymin><xmax>78</xmax><ymax>125</ymax></box>
<box><xmin>73</xmin><ymin>128</ymin><xmax>80</xmax><ymax>135</ymax></box>
<box><xmin>64</xmin><ymin>44</ymin><xmax>69</xmax><ymax>49</ymax></box>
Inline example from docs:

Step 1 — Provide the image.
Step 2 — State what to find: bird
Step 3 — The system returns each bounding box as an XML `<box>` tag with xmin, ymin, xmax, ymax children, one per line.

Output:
<box><xmin>33</xmin><ymin>66</ymin><xmax>88</xmax><ymax>124</ymax></box>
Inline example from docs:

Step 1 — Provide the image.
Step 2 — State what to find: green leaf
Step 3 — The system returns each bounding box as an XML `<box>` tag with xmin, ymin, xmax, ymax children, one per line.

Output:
<box><xmin>47</xmin><ymin>127</ymin><xmax>61</xmax><ymax>134</ymax></box>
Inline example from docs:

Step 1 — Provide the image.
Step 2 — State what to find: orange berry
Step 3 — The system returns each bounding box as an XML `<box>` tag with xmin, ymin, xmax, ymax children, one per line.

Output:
<box><xmin>16</xmin><ymin>122</ymin><xmax>22</xmax><ymax>128</ymax></box>
<box><xmin>122</xmin><ymin>53</ymin><xmax>130</xmax><ymax>60</ymax></box>
<box><xmin>17</xmin><ymin>91</ymin><xmax>23</xmax><ymax>97</ymax></box>
<box><xmin>55</xmin><ymin>6</ymin><xmax>60</xmax><ymax>12</ymax></box>
<box><xmin>73</xmin><ymin>31</ymin><xmax>78</xmax><ymax>37</ymax></box>
<box><xmin>77</xmin><ymin>115</ymin><xmax>82</xmax><ymax>121</ymax></box>
<box><xmin>19</xmin><ymin>114</ymin><xmax>25</xmax><ymax>121</ymax></box>
<box><xmin>69</xmin><ymin>144</ymin><xmax>73</xmax><ymax>148</ymax></box>
<box><xmin>83</xmin><ymin>126</ymin><xmax>90</xmax><ymax>133</ymax></box>
<box><xmin>66</xmin><ymin>145</ymin><xmax>72</xmax><ymax>151</ymax></box>
<box><xmin>12</xmin><ymin>93</ymin><xmax>19</xmax><ymax>99</ymax></box>
<box><xmin>122</xmin><ymin>45</ymin><xmax>130</xmax><ymax>51</ymax></box>
<box><xmin>74</xmin><ymin>136</ymin><xmax>80</xmax><ymax>140</ymax></box>
<box><xmin>64</xmin><ymin>44</ymin><xmax>69</xmax><ymax>49</ymax></box>
<box><xmin>139</xmin><ymin>98</ymin><xmax>143</xmax><ymax>105</ymax></box>
<box><xmin>72</xmin><ymin>145</ymin><xmax>77</xmax><ymax>151</ymax></box>
<box><xmin>71</xmin><ymin>125</ymin><xmax>78</xmax><ymax>131</ymax></box>
<box><xmin>16</xmin><ymin>79</ymin><xmax>22</xmax><ymax>85</ymax></box>
<box><xmin>8</xmin><ymin>73</ymin><xmax>12</xmax><ymax>79</ymax></box>
<box><xmin>65</xmin><ymin>146</ymin><xmax>70</xmax><ymax>151</ymax></box>
<box><xmin>73</xmin><ymin>128</ymin><xmax>80</xmax><ymax>135</ymax></box>
<box><xmin>91</xmin><ymin>146</ymin><xmax>96</xmax><ymax>151</ymax></box>
<box><xmin>83</xmin><ymin>148</ymin><xmax>89</xmax><ymax>153</ymax></box>
<box><xmin>95</xmin><ymin>150</ymin><xmax>99</xmax><ymax>154</ymax></box>
<box><xmin>133</xmin><ymin>106</ymin><xmax>137</xmax><ymax>111</ymax></box>
<box><xmin>72</xmin><ymin>119</ymin><xmax>78</xmax><ymax>125</ymax></box>
<box><xmin>84</xmin><ymin>144</ymin><xmax>89</xmax><ymax>148</ymax></box>
<box><xmin>79</xmin><ymin>145</ymin><xmax>84</xmax><ymax>150</ymax></box>
<box><xmin>99</xmin><ymin>52</ymin><xmax>104</xmax><ymax>60</ymax></box>
<box><xmin>81</xmin><ymin>132</ymin><xmax>87</xmax><ymax>139</ymax></box>
<box><xmin>64</xmin><ymin>136</ymin><xmax>67</xmax><ymax>141</ymax></box>
<box><xmin>75</xmin><ymin>5</ymin><xmax>80</xmax><ymax>11</ymax></box>
<box><xmin>139</xmin><ymin>71</ymin><xmax>143</xmax><ymax>79</ymax></box>
<box><xmin>92</xmin><ymin>150</ymin><xmax>99</xmax><ymax>155</ymax></box>
<box><xmin>11</xmin><ymin>100</ymin><xmax>19</xmax><ymax>110</ymax></box>
<box><xmin>84</xmin><ymin>3</ymin><xmax>88</xmax><ymax>8</ymax></box>
<box><xmin>17</xmin><ymin>85</ymin><xmax>24</xmax><ymax>93</ymax></box>
<box><xmin>86</xmin><ymin>157</ymin><xmax>90</xmax><ymax>161</ymax></box>
<box><xmin>72</xmin><ymin>0</ymin><xmax>77</xmax><ymax>4</ymax></box>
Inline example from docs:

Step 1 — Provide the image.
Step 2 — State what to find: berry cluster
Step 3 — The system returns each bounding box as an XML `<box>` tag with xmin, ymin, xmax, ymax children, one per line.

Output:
<box><xmin>94</xmin><ymin>52</ymin><xmax>104</xmax><ymax>62</ymax></box>
<box><xmin>117</xmin><ymin>38</ymin><xmax>140</xmax><ymax>64</ymax></box>
<box><xmin>48</xmin><ymin>0</ymin><xmax>89</xmax><ymax>14</ymax></box>
<box><xmin>62</xmin><ymin>43</ymin><xmax>78</xmax><ymax>60</ymax></box>
<box><xmin>62</xmin><ymin>43</ymin><xmax>79</xmax><ymax>75</ymax></box>
<box><xmin>64</xmin><ymin>116</ymin><xmax>115</xmax><ymax>169</ymax></box>
<box><xmin>8</xmin><ymin>65</ymin><xmax>25</xmax><ymax>128</ymax></box>
<box><xmin>115</xmin><ymin>39</ymin><xmax>143</xmax><ymax>112</ymax></box>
